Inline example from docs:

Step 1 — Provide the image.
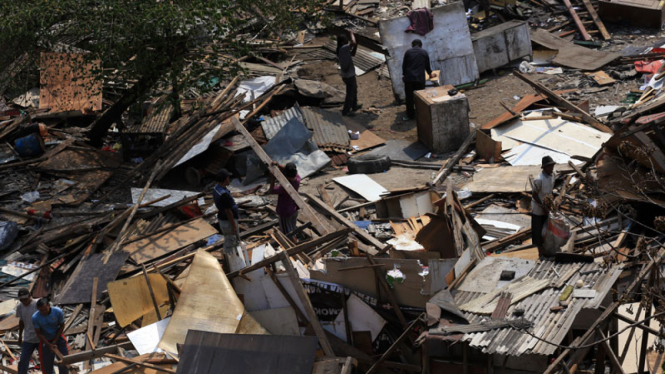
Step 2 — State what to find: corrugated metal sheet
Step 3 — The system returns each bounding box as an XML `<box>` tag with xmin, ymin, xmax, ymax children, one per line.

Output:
<box><xmin>324</xmin><ymin>41</ymin><xmax>385</xmax><ymax>75</ymax></box>
<box><xmin>301</xmin><ymin>107</ymin><xmax>350</xmax><ymax>152</ymax></box>
<box><xmin>446</xmin><ymin>260</ymin><xmax>623</xmax><ymax>356</ymax></box>
<box><xmin>261</xmin><ymin>103</ymin><xmax>305</xmax><ymax>140</ymax></box>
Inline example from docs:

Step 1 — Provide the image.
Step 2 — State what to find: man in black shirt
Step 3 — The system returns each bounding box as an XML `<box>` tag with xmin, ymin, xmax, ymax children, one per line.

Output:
<box><xmin>213</xmin><ymin>168</ymin><xmax>239</xmax><ymax>254</ymax></box>
<box><xmin>337</xmin><ymin>32</ymin><xmax>362</xmax><ymax>116</ymax></box>
<box><xmin>402</xmin><ymin>39</ymin><xmax>437</xmax><ymax>121</ymax></box>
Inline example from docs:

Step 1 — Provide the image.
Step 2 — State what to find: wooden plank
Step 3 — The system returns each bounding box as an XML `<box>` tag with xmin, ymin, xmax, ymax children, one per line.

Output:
<box><xmin>104</xmin><ymin>354</ymin><xmax>175</xmax><ymax>374</ymax></box>
<box><xmin>597</xmin><ymin>329</ymin><xmax>626</xmax><ymax>374</ymax></box>
<box><xmin>124</xmin><ymin>218</ymin><xmax>218</xmax><ymax>265</ymax></box>
<box><xmin>63</xmin><ymin>304</ymin><xmax>83</xmax><ymax>334</ymax></box>
<box><xmin>60</xmin><ymin>342</ymin><xmax>134</xmax><ymax>365</ymax></box>
<box><xmin>562</xmin><ymin>0</ymin><xmax>592</xmax><ymax>41</ymax></box>
<box><xmin>582</xmin><ymin>0</ymin><xmax>611</xmax><ymax>40</ymax></box>
<box><xmin>304</xmin><ymin>193</ymin><xmax>383</xmax><ymax>253</ymax></box>
<box><xmin>232</xmin><ymin>117</ymin><xmax>331</xmax><ymax>235</ymax></box>
<box><xmin>279</xmin><ymin>251</ymin><xmax>335</xmax><ymax>357</ymax></box>
<box><xmin>85</xmin><ymin>278</ymin><xmax>98</xmax><ymax>354</ymax></box>
<box><xmin>513</xmin><ymin>71</ymin><xmax>612</xmax><ymax>133</ymax></box>
<box><xmin>475</xmin><ymin>129</ymin><xmax>502</xmax><ymax>162</ymax></box>
<box><xmin>142</xmin><ymin>265</ymin><xmax>163</xmax><ymax>321</ymax></box>
<box><xmin>432</xmin><ymin>131</ymin><xmax>476</xmax><ymax>185</ymax></box>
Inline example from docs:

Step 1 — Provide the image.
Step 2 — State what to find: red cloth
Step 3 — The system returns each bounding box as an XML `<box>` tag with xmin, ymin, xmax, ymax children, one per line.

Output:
<box><xmin>635</xmin><ymin>59</ymin><xmax>663</xmax><ymax>74</ymax></box>
<box><xmin>405</xmin><ymin>8</ymin><xmax>434</xmax><ymax>36</ymax></box>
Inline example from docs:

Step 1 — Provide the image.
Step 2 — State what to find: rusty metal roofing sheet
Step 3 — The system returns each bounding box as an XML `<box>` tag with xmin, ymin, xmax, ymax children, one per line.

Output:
<box><xmin>301</xmin><ymin>107</ymin><xmax>350</xmax><ymax>152</ymax></box>
<box><xmin>261</xmin><ymin>103</ymin><xmax>305</xmax><ymax>140</ymax></box>
<box><xmin>447</xmin><ymin>260</ymin><xmax>623</xmax><ymax>356</ymax></box>
<box><xmin>324</xmin><ymin>41</ymin><xmax>385</xmax><ymax>75</ymax></box>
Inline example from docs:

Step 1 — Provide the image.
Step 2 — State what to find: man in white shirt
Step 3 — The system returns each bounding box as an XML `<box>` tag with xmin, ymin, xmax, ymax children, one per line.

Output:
<box><xmin>16</xmin><ymin>288</ymin><xmax>39</xmax><ymax>374</ymax></box>
<box><xmin>532</xmin><ymin>156</ymin><xmax>556</xmax><ymax>256</ymax></box>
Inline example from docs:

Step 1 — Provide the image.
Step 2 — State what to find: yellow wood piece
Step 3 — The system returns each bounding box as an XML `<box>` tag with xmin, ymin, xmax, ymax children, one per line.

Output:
<box><xmin>157</xmin><ymin>250</ymin><xmax>267</xmax><ymax>354</ymax></box>
<box><xmin>108</xmin><ymin>274</ymin><xmax>169</xmax><ymax>327</ymax></box>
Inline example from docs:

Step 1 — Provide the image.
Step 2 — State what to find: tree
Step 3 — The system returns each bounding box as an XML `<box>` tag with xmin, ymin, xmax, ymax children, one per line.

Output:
<box><xmin>0</xmin><ymin>0</ymin><xmax>322</xmax><ymax>145</ymax></box>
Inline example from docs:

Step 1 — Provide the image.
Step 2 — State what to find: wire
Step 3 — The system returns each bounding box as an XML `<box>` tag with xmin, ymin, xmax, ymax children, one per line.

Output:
<box><xmin>512</xmin><ymin>310</ymin><xmax>665</xmax><ymax>350</ymax></box>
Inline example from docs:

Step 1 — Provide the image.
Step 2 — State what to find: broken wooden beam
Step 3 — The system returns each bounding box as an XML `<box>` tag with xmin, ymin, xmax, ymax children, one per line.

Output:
<box><xmin>59</xmin><ymin>342</ymin><xmax>134</xmax><ymax>365</ymax></box>
<box><xmin>104</xmin><ymin>354</ymin><xmax>175</xmax><ymax>374</ymax></box>
<box><xmin>232</xmin><ymin>117</ymin><xmax>332</xmax><ymax>235</ymax></box>
<box><xmin>279</xmin><ymin>251</ymin><xmax>335</xmax><ymax>357</ymax></box>
<box><xmin>365</xmin><ymin>314</ymin><xmax>422</xmax><ymax>374</ymax></box>
<box><xmin>562</xmin><ymin>0</ymin><xmax>592</xmax><ymax>40</ymax></box>
<box><xmin>303</xmin><ymin>193</ymin><xmax>383</xmax><ymax>253</ymax></box>
<box><xmin>513</xmin><ymin>71</ymin><xmax>612</xmax><ymax>134</ymax></box>
<box><xmin>432</xmin><ymin>131</ymin><xmax>476</xmax><ymax>185</ymax></box>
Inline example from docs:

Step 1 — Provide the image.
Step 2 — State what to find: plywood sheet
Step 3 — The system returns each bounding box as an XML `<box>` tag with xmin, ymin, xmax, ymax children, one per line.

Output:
<box><xmin>492</xmin><ymin>247</ymin><xmax>539</xmax><ymax>260</ymax></box>
<box><xmin>530</xmin><ymin>29</ymin><xmax>620</xmax><ymax>70</ymax></box>
<box><xmin>0</xmin><ymin>315</ymin><xmax>19</xmax><ymax>332</ymax></box>
<box><xmin>476</xmin><ymin>129</ymin><xmax>502</xmax><ymax>162</ymax></box>
<box><xmin>108</xmin><ymin>274</ymin><xmax>169</xmax><ymax>327</ymax></box>
<box><xmin>464</xmin><ymin>166</ymin><xmax>542</xmax><ymax>193</ymax></box>
<box><xmin>493</xmin><ymin>116</ymin><xmax>611</xmax><ymax>158</ymax></box>
<box><xmin>39</xmin><ymin>53</ymin><xmax>102</xmax><ymax>113</ymax></box>
<box><xmin>333</xmin><ymin>174</ymin><xmax>388</xmax><ymax>202</ymax></box>
<box><xmin>125</xmin><ymin>218</ymin><xmax>218</xmax><ymax>264</ymax></box>
<box><xmin>57</xmin><ymin>252</ymin><xmax>129</xmax><ymax>305</ymax></box>
<box><xmin>157</xmin><ymin>250</ymin><xmax>267</xmax><ymax>354</ymax></box>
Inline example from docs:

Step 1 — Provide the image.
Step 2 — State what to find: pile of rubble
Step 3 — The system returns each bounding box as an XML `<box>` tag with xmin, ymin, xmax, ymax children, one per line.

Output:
<box><xmin>3</xmin><ymin>0</ymin><xmax>665</xmax><ymax>373</ymax></box>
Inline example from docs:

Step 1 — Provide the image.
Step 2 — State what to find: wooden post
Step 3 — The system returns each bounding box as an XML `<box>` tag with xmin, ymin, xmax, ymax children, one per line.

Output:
<box><xmin>232</xmin><ymin>117</ymin><xmax>331</xmax><ymax>235</ymax></box>
<box><xmin>86</xmin><ymin>278</ymin><xmax>98</xmax><ymax>353</ymax></box>
<box><xmin>597</xmin><ymin>329</ymin><xmax>626</xmax><ymax>374</ymax></box>
<box><xmin>264</xmin><ymin>266</ymin><xmax>308</xmax><ymax>325</ymax></box>
<box><xmin>366</xmin><ymin>254</ymin><xmax>408</xmax><ymax>329</ymax></box>
<box><xmin>637</xmin><ymin>269</ymin><xmax>655</xmax><ymax>374</ymax></box>
<box><xmin>279</xmin><ymin>251</ymin><xmax>335</xmax><ymax>357</ymax></box>
<box><xmin>142</xmin><ymin>264</ymin><xmax>162</xmax><ymax>321</ymax></box>
<box><xmin>365</xmin><ymin>314</ymin><xmax>422</xmax><ymax>374</ymax></box>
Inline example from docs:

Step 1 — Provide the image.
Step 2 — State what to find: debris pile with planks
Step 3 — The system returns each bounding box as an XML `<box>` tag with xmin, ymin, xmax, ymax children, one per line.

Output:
<box><xmin>4</xmin><ymin>0</ymin><xmax>665</xmax><ymax>373</ymax></box>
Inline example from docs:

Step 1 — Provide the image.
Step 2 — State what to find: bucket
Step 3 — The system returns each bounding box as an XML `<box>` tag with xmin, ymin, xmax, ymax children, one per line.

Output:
<box><xmin>14</xmin><ymin>133</ymin><xmax>45</xmax><ymax>157</ymax></box>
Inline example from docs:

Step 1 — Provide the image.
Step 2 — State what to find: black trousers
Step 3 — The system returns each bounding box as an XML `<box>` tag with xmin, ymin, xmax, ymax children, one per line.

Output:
<box><xmin>404</xmin><ymin>81</ymin><xmax>426</xmax><ymax>119</ymax></box>
<box><xmin>342</xmin><ymin>76</ymin><xmax>358</xmax><ymax>115</ymax></box>
<box><xmin>531</xmin><ymin>214</ymin><xmax>548</xmax><ymax>250</ymax></box>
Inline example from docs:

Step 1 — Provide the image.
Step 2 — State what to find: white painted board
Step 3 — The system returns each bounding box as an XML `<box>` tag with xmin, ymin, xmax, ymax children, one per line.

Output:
<box><xmin>127</xmin><ymin>317</ymin><xmax>171</xmax><ymax>355</ymax></box>
<box><xmin>493</xmin><ymin>117</ymin><xmax>611</xmax><ymax>158</ymax></box>
<box><xmin>131</xmin><ymin>188</ymin><xmax>205</xmax><ymax>208</ymax></box>
<box><xmin>333</xmin><ymin>174</ymin><xmax>388</xmax><ymax>202</ymax></box>
<box><xmin>249</xmin><ymin>307</ymin><xmax>300</xmax><ymax>336</ymax></box>
<box><xmin>328</xmin><ymin>293</ymin><xmax>387</xmax><ymax>342</ymax></box>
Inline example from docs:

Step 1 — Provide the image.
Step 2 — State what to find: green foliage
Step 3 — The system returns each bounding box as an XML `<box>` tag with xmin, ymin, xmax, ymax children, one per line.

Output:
<box><xmin>0</xmin><ymin>0</ymin><xmax>322</xmax><ymax>108</ymax></box>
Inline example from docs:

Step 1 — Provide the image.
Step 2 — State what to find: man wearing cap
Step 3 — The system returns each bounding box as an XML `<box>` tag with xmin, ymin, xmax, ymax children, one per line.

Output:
<box><xmin>16</xmin><ymin>288</ymin><xmax>39</xmax><ymax>374</ymax></box>
<box><xmin>213</xmin><ymin>168</ymin><xmax>240</xmax><ymax>254</ymax></box>
<box><xmin>532</xmin><ymin>156</ymin><xmax>556</xmax><ymax>256</ymax></box>
<box><xmin>269</xmin><ymin>162</ymin><xmax>301</xmax><ymax>241</ymax></box>
<box><xmin>32</xmin><ymin>298</ymin><xmax>68</xmax><ymax>374</ymax></box>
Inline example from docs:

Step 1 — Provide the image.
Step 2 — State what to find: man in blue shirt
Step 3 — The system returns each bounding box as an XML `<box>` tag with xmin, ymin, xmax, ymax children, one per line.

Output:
<box><xmin>213</xmin><ymin>168</ymin><xmax>240</xmax><ymax>254</ymax></box>
<box><xmin>32</xmin><ymin>298</ymin><xmax>68</xmax><ymax>374</ymax></box>
<box><xmin>402</xmin><ymin>39</ymin><xmax>437</xmax><ymax>121</ymax></box>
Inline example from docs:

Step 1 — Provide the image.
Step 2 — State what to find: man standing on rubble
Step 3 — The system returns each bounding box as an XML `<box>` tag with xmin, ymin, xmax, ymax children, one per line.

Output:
<box><xmin>213</xmin><ymin>169</ymin><xmax>240</xmax><ymax>254</ymax></box>
<box><xmin>337</xmin><ymin>32</ymin><xmax>362</xmax><ymax>116</ymax></box>
<box><xmin>532</xmin><ymin>156</ymin><xmax>556</xmax><ymax>256</ymax></box>
<box><xmin>401</xmin><ymin>39</ymin><xmax>437</xmax><ymax>121</ymax></box>
<box><xmin>16</xmin><ymin>288</ymin><xmax>39</xmax><ymax>374</ymax></box>
<box><xmin>32</xmin><ymin>298</ymin><xmax>68</xmax><ymax>374</ymax></box>
<box><xmin>269</xmin><ymin>162</ymin><xmax>301</xmax><ymax>242</ymax></box>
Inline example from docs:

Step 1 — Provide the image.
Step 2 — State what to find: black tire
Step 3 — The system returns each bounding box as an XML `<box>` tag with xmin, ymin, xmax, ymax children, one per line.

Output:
<box><xmin>347</xmin><ymin>155</ymin><xmax>391</xmax><ymax>174</ymax></box>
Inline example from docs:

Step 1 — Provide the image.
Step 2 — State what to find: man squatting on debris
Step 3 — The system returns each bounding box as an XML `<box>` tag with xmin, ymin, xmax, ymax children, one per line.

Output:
<box><xmin>531</xmin><ymin>155</ymin><xmax>556</xmax><ymax>256</ymax></box>
<box><xmin>269</xmin><ymin>162</ymin><xmax>301</xmax><ymax>242</ymax></box>
<box><xmin>16</xmin><ymin>288</ymin><xmax>39</xmax><ymax>374</ymax></box>
<box><xmin>33</xmin><ymin>298</ymin><xmax>69</xmax><ymax>374</ymax></box>
<box><xmin>402</xmin><ymin>39</ymin><xmax>437</xmax><ymax>121</ymax></box>
<box><xmin>213</xmin><ymin>168</ymin><xmax>240</xmax><ymax>254</ymax></box>
<box><xmin>337</xmin><ymin>32</ymin><xmax>362</xmax><ymax>116</ymax></box>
